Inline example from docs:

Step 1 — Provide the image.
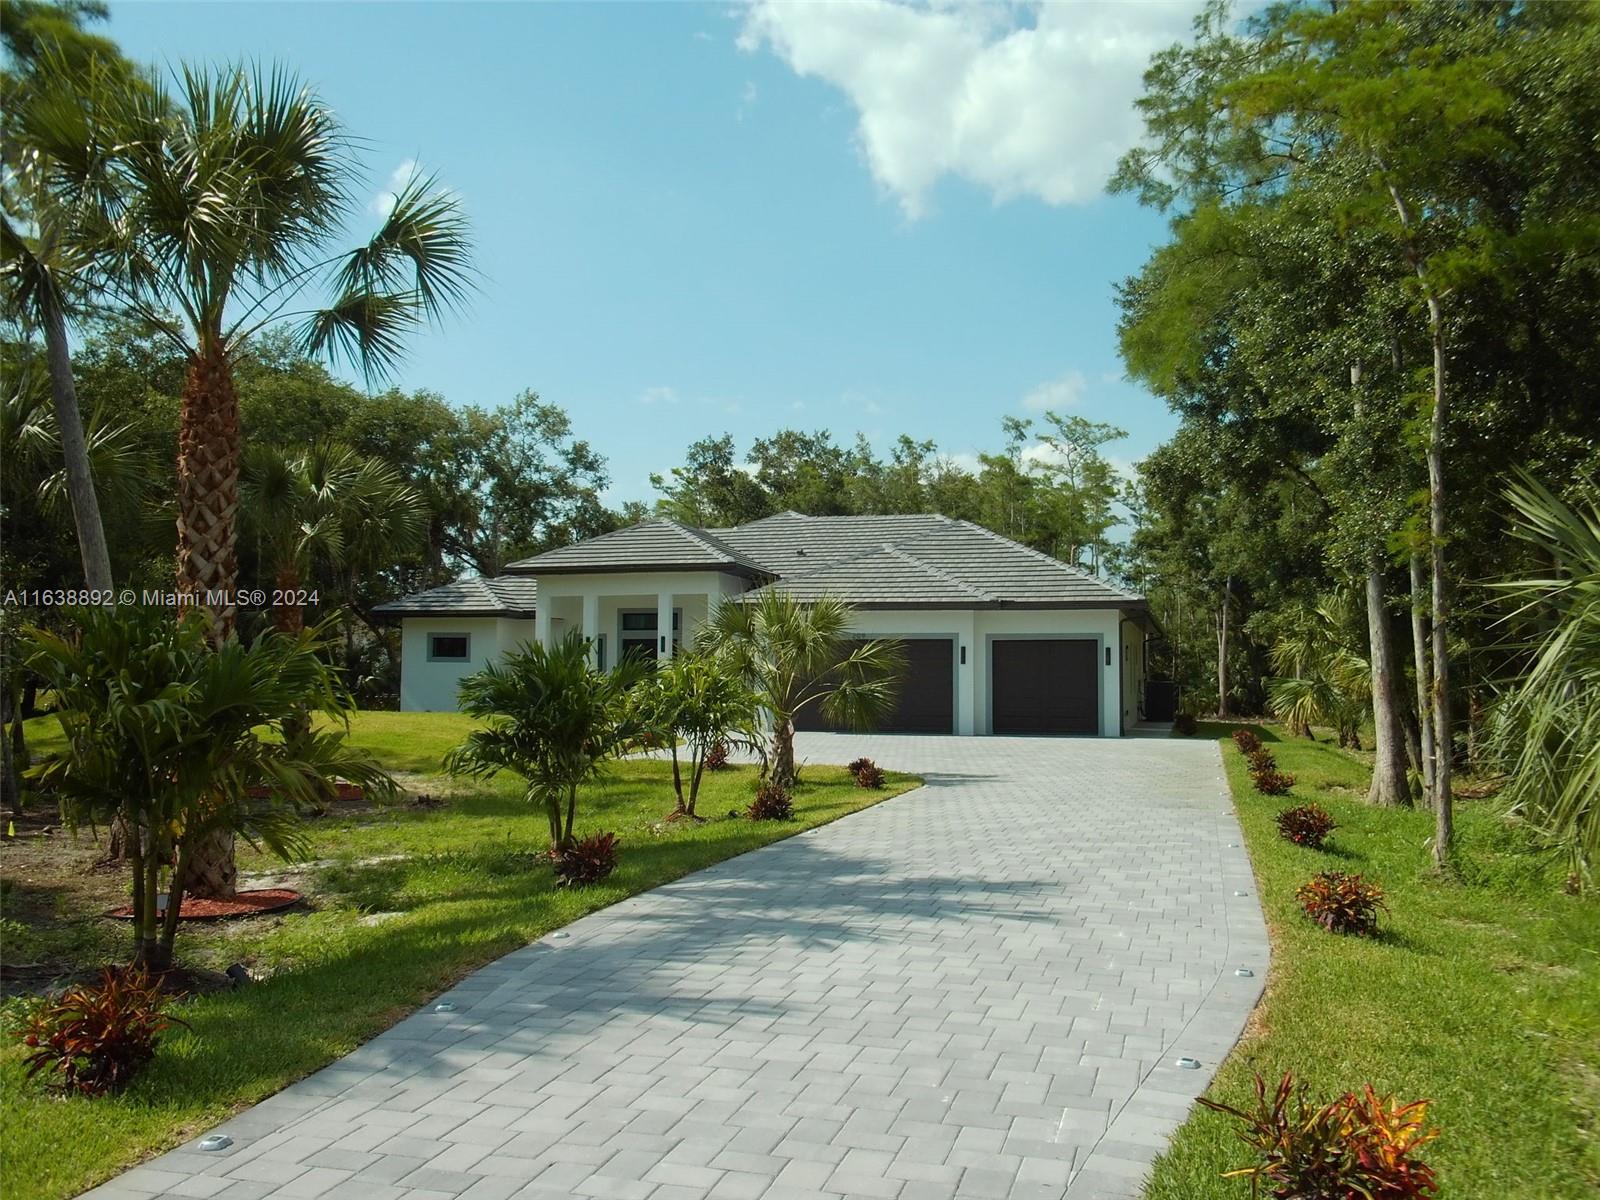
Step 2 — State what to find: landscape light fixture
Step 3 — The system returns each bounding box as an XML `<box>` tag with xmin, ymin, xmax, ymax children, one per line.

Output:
<box><xmin>198</xmin><ymin>1135</ymin><xmax>232</xmax><ymax>1152</ymax></box>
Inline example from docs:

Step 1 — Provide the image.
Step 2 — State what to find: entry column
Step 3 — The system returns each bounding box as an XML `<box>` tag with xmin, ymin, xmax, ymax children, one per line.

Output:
<box><xmin>657</xmin><ymin>591</ymin><xmax>674</xmax><ymax>660</ymax></box>
<box><xmin>582</xmin><ymin>593</ymin><xmax>600</xmax><ymax>668</ymax></box>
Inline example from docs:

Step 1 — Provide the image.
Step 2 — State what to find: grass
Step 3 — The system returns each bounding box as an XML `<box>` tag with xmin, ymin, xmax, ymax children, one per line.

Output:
<box><xmin>0</xmin><ymin>711</ymin><xmax>918</xmax><ymax>1200</ymax></box>
<box><xmin>1145</xmin><ymin>722</ymin><xmax>1600</xmax><ymax>1200</ymax></box>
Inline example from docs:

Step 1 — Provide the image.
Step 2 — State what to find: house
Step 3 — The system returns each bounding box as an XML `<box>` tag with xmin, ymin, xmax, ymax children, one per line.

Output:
<box><xmin>375</xmin><ymin>513</ymin><xmax>1159</xmax><ymax>736</ymax></box>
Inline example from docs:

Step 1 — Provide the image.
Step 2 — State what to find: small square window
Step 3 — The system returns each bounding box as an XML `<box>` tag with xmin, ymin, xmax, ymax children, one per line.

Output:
<box><xmin>428</xmin><ymin>633</ymin><xmax>470</xmax><ymax>662</ymax></box>
<box><xmin>621</xmin><ymin>612</ymin><xmax>657</xmax><ymax>632</ymax></box>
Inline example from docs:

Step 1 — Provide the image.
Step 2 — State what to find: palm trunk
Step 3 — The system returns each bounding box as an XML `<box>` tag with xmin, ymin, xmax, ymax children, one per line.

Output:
<box><xmin>688</xmin><ymin>757</ymin><xmax>706</xmax><ymax>817</ymax></box>
<box><xmin>1409</xmin><ymin>552</ymin><xmax>1435</xmax><ymax>803</ymax></box>
<box><xmin>173</xmin><ymin>826</ymin><xmax>236</xmax><ymax>901</ymax></box>
<box><xmin>771</xmin><ymin>719</ymin><xmax>797</xmax><ymax>790</ymax></box>
<box><xmin>274</xmin><ymin>562</ymin><xmax>305</xmax><ymax>633</ymax></box>
<box><xmin>562</xmin><ymin>781</ymin><xmax>578</xmax><ymax>847</ymax></box>
<box><xmin>1365</xmin><ymin>558</ymin><xmax>1410</xmax><ymax>807</ymax></box>
<box><xmin>40</xmin><ymin>284</ymin><xmax>113</xmax><ymax>594</ymax></box>
<box><xmin>176</xmin><ymin>340</ymin><xmax>242</xmax><ymax>642</ymax></box>
<box><xmin>668</xmin><ymin>744</ymin><xmax>685</xmax><ymax>814</ymax></box>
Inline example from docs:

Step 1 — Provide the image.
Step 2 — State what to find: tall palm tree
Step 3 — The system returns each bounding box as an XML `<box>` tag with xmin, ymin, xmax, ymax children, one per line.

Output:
<box><xmin>2</xmin><ymin>33</ymin><xmax>146</xmax><ymax>593</ymax></box>
<box><xmin>244</xmin><ymin>440</ymin><xmax>425</xmax><ymax>634</ymax></box>
<box><xmin>706</xmin><ymin>591</ymin><xmax>902</xmax><ymax>790</ymax></box>
<box><xmin>78</xmin><ymin>62</ymin><xmax>471</xmax><ymax>639</ymax></box>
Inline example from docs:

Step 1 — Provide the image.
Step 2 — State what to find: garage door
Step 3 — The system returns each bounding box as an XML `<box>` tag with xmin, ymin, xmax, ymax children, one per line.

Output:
<box><xmin>793</xmin><ymin>638</ymin><xmax>955</xmax><ymax>734</ymax></box>
<box><xmin>991</xmin><ymin>639</ymin><xmax>1099</xmax><ymax>735</ymax></box>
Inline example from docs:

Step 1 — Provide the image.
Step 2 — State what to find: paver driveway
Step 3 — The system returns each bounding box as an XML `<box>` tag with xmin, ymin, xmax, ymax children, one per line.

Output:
<box><xmin>89</xmin><ymin>734</ymin><xmax>1266</xmax><ymax>1200</ymax></box>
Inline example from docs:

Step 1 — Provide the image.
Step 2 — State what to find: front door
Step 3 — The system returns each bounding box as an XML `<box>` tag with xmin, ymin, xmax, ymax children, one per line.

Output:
<box><xmin>619</xmin><ymin>609</ymin><xmax>681</xmax><ymax>664</ymax></box>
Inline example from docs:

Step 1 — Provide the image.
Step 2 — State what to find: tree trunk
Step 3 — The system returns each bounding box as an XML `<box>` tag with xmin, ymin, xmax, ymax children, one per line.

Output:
<box><xmin>1409</xmin><ymin>552</ymin><xmax>1435</xmax><ymax>804</ymax></box>
<box><xmin>1386</xmin><ymin>178</ymin><xmax>1452</xmax><ymax>867</ymax></box>
<box><xmin>1215</xmin><ymin>585</ymin><xmax>1231</xmax><ymax>719</ymax></box>
<box><xmin>176</xmin><ymin>340</ymin><xmax>242</xmax><ymax>642</ymax></box>
<box><xmin>1425</xmin><ymin>298</ymin><xmax>1453</xmax><ymax>868</ymax></box>
<box><xmin>1365</xmin><ymin>559</ymin><xmax>1411</xmax><ymax>807</ymax></box>
<box><xmin>173</xmin><ymin>828</ymin><xmax>236</xmax><ymax>901</ymax></box>
<box><xmin>40</xmin><ymin>284</ymin><xmax>114</xmax><ymax>594</ymax></box>
<box><xmin>0</xmin><ymin>668</ymin><xmax>16</xmax><ymax>813</ymax></box>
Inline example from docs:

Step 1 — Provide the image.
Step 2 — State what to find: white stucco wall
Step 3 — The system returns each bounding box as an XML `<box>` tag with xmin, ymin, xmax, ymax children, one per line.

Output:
<box><xmin>1120</xmin><ymin>618</ymin><xmax>1147</xmax><ymax>732</ymax></box>
<box><xmin>398</xmin><ymin>616</ymin><xmax>536</xmax><ymax>711</ymax></box>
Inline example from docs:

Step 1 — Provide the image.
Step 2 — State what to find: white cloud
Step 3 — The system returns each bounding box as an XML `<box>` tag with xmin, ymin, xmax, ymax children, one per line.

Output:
<box><xmin>640</xmin><ymin>386</ymin><xmax>680</xmax><ymax>406</ymax></box>
<box><xmin>1021</xmin><ymin>368</ymin><xmax>1087</xmax><ymax>413</ymax></box>
<box><xmin>369</xmin><ymin>158</ymin><xmax>420</xmax><ymax>217</ymax></box>
<box><xmin>738</xmin><ymin>0</ymin><xmax>1196</xmax><ymax>217</ymax></box>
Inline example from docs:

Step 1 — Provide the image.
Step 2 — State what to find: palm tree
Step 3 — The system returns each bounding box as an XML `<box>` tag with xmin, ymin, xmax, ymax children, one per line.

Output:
<box><xmin>1268</xmin><ymin>593</ymin><xmax>1371</xmax><ymax>751</ymax></box>
<box><xmin>1487</xmin><ymin>475</ymin><xmax>1600</xmax><ymax>888</ymax></box>
<box><xmin>244</xmin><ymin>441</ymin><xmax>425</xmax><ymax>634</ymax></box>
<box><xmin>635</xmin><ymin>648</ymin><xmax>762</xmax><ymax>820</ymax></box>
<box><xmin>54</xmin><ymin>63</ymin><xmax>468</xmax><ymax>899</ymax></box>
<box><xmin>72</xmin><ymin>62</ymin><xmax>471</xmax><ymax>639</ymax></box>
<box><xmin>2</xmin><ymin>32</ymin><xmax>147</xmax><ymax>593</ymax></box>
<box><xmin>24</xmin><ymin>605</ymin><xmax>394</xmax><ymax>970</ymax></box>
<box><xmin>706</xmin><ymin>591</ymin><xmax>902</xmax><ymax>790</ymax></box>
<box><xmin>445</xmin><ymin>634</ymin><xmax>646</xmax><ymax>853</ymax></box>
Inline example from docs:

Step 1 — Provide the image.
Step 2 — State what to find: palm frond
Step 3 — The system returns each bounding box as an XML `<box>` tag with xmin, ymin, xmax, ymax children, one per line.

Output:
<box><xmin>297</xmin><ymin>289</ymin><xmax>417</xmax><ymax>379</ymax></box>
<box><xmin>336</xmin><ymin>169</ymin><xmax>473</xmax><ymax>321</ymax></box>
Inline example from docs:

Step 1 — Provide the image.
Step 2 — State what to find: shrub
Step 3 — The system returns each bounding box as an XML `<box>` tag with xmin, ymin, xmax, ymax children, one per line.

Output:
<box><xmin>1175</xmin><ymin>712</ymin><xmax>1199</xmax><ymax>736</ymax></box>
<box><xmin>846</xmin><ymin>758</ymin><xmax>885</xmax><ymax>788</ymax></box>
<box><xmin>1254</xmin><ymin>768</ymin><xmax>1297</xmax><ymax>796</ymax></box>
<box><xmin>703</xmin><ymin>741</ymin><xmax>731</xmax><ymax>771</ymax></box>
<box><xmin>854</xmin><ymin>763</ymin><xmax>886</xmax><ymax>789</ymax></box>
<box><xmin>1248</xmin><ymin>747</ymin><xmax>1277</xmax><ymax>773</ymax></box>
<box><xmin>1199</xmin><ymin>1072</ymin><xmax>1439</xmax><ymax>1199</ymax></box>
<box><xmin>18</xmin><ymin>968</ymin><xmax>186</xmax><ymax>1096</ymax></box>
<box><xmin>552</xmin><ymin>832</ymin><xmax>619</xmax><ymax>887</ymax></box>
<box><xmin>1297</xmin><ymin>871</ymin><xmax>1387</xmax><ymax>936</ymax></box>
<box><xmin>1232</xmin><ymin>728</ymin><xmax>1262</xmax><ymax>755</ymax></box>
<box><xmin>1277</xmin><ymin>804</ymin><xmax>1336</xmax><ymax>848</ymax></box>
<box><xmin>747</xmin><ymin>783</ymin><xmax>794</xmax><ymax>821</ymax></box>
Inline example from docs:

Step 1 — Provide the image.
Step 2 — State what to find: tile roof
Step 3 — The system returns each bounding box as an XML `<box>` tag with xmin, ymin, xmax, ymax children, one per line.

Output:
<box><xmin>372</xmin><ymin>575</ymin><xmax>538</xmax><ymax>618</ymax></box>
<box><xmin>380</xmin><ymin>511</ymin><xmax>1144</xmax><ymax>617</ymax></box>
<box><xmin>735</xmin><ymin>515</ymin><xmax>1142</xmax><ymax>608</ymax></box>
<box><xmin>503</xmin><ymin>518</ymin><xmax>771</xmax><ymax>576</ymax></box>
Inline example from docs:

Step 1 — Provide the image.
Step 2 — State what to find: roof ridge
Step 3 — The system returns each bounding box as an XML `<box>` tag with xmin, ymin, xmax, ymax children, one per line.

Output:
<box><xmin>882</xmin><ymin>543</ymin><xmax>996</xmax><ymax>602</ymax></box>
<box><xmin>947</xmin><ymin>519</ymin><xmax>1142</xmax><ymax>600</ymax></box>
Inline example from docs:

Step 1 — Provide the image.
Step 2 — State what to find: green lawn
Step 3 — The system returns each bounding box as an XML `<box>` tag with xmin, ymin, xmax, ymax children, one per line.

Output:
<box><xmin>0</xmin><ymin>711</ymin><xmax>919</xmax><ymax>1200</ymax></box>
<box><xmin>1145</xmin><ymin>724</ymin><xmax>1600</xmax><ymax>1200</ymax></box>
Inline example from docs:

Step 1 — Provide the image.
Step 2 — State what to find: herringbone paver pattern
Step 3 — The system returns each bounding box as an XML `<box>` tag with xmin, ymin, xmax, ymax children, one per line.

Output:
<box><xmin>84</xmin><ymin>734</ymin><xmax>1264</xmax><ymax>1200</ymax></box>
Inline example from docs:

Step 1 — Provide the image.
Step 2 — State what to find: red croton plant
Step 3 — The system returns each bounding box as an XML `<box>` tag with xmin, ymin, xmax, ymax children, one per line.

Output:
<box><xmin>20</xmin><ymin>968</ymin><xmax>188</xmax><ymax>1096</ymax></box>
<box><xmin>1200</xmin><ymin>1071</ymin><xmax>1440</xmax><ymax>1199</ymax></box>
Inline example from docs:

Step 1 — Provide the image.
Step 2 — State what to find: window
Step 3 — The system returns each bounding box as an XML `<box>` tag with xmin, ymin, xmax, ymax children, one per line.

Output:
<box><xmin>428</xmin><ymin>633</ymin><xmax>470</xmax><ymax>662</ymax></box>
<box><xmin>620</xmin><ymin>610</ymin><xmax>681</xmax><ymax>632</ymax></box>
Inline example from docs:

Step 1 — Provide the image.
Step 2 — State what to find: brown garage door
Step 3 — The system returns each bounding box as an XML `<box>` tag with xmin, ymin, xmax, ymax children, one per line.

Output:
<box><xmin>793</xmin><ymin>638</ymin><xmax>955</xmax><ymax>734</ymax></box>
<box><xmin>991</xmin><ymin>639</ymin><xmax>1099</xmax><ymax>735</ymax></box>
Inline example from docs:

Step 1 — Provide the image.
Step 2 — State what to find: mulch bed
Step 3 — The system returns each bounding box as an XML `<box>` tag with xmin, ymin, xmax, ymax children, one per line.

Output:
<box><xmin>106</xmin><ymin>888</ymin><xmax>303</xmax><ymax>922</ymax></box>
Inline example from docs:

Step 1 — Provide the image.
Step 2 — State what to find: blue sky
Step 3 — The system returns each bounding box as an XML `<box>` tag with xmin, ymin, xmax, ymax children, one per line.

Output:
<box><xmin>104</xmin><ymin>1</ymin><xmax>1198</xmax><ymax>505</ymax></box>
